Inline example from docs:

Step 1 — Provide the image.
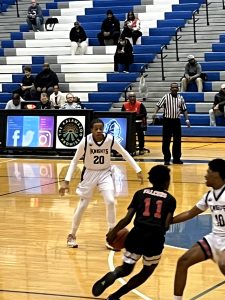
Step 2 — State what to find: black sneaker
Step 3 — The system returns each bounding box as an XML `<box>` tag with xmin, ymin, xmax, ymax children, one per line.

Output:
<box><xmin>164</xmin><ymin>161</ymin><xmax>171</xmax><ymax>165</ymax></box>
<box><xmin>107</xmin><ymin>295</ymin><xmax>121</xmax><ymax>300</ymax></box>
<box><xmin>92</xmin><ymin>272</ymin><xmax>116</xmax><ymax>296</ymax></box>
<box><xmin>173</xmin><ymin>160</ymin><xmax>183</xmax><ymax>164</ymax></box>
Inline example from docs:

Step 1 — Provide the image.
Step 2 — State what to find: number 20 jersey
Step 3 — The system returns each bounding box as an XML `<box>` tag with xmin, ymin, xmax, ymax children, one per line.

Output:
<box><xmin>196</xmin><ymin>185</ymin><xmax>225</xmax><ymax>236</ymax></box>
<box><xmin>83</xmin><ymin>133</ymin><xmax>114</xmax><ymax>170</ymax></box>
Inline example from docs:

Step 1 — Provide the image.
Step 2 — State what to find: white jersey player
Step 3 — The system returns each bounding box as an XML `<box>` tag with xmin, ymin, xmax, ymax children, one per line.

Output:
<box><xmin>172</xmin><ymin>158</ymin><xmax>225</xmax><ymax>300</ymax></box>
<box><xmin>59</xmin><ymin>118</ymin><xmax>143</xmax><ymax>249</ymax></box>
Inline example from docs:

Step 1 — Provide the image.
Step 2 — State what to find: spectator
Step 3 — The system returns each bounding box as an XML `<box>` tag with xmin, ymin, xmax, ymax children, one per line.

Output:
<box><xmin>61</xmin><ymin>93</ymin><xmax>83</xmax><ymax>109</ymax></box>
<box><xmin>180</xmin><ymin>55</ymin><xmax>203</xmax><ymax>92</ymax></box>
<box><xmin>26</xmin><ymin>0</ymin><xmax>44</xmax><ymax>32</ymax></box>
<box><xmin>73</xmin><ymin>96</ymin><xmax>85</xmax><ymax>109</ymax></box>
<box><xmin>209</xmin><ymin>84</ymin><xmax>225</xmax><ymax>126</ymax></box>
<box><xmin>5</xmin><ymin>93</ymin><xmax>25</xmax><ymax>109</ymax></box>
<box><xmin>69</xmin><ymin>21</ymin><xmax>88</xmax><ymax>55</ymax></box>
<box><xmin>14</xmin><ymin>66</ymin><xmax>34</xmax><ymax>100</ymax></box>
<box><xmin>30</xmin><ymin>63</ymin><xmax>59</xmax><ymax>99</ymax></box>
<box><xmin>121</xmin><ymin>11</ymin><xmax>142</xmax><ymax>45</ymax></box>
<box><xmin>114</xmin><ymin>35</ymin><xmax>133</xmax><ymax>73</ymax></box>
<box><xmin>121</xmin><ymin>91</ymin><xmax>147</xmax><ymax>155</ymax></box>
<box><xmin>152</xmin><ymin>83</ymin><xmax>190</xmax><ymax>165</ymax></box>
<box><xmin>49</xmin><ymin>85</ymin><xmax>65</xmax><ymax>109</ymax></box>
<box><xmin>39</xmin><ymin>92</ymin><xmax>54</xmax><ymax>109</ymax></box>
<box><xmin>97</xmin><ymin>10</ymin><xmax>120</xmax><ymax>46</ymax></box>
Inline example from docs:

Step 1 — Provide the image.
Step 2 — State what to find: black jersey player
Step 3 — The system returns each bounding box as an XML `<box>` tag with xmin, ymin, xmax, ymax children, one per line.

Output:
<box><xmin>92</xmin><ymin>164</ymin><xmax>177</xmax><ymax>300</ymax></box>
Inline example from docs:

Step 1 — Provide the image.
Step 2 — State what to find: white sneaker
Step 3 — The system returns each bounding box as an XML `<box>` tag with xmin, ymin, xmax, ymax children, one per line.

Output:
<box><xmin>67</xmin><ymin>234</ymin><xmax>78</xmax><ymax>248</ymax></box>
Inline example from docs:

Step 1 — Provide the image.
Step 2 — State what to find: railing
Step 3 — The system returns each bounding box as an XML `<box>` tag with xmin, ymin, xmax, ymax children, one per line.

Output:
<box><xmin>124</xmin><ymin>63</ymin><xmax>149</xmax><ymax>100</ymax></box>
<box><xmin>15</xmin><ymin>0</ymin><xmax>20</xmax><ymax>17</ymax></box>
<box><xmin>205</xmin><ymin>0</ymin><xmax>212</xmax><ymax>25</ymax></box>
<box><xmin>160</xmin><ymin>45</ymin><xmax>167</xmax><ymax>81</ymax></box>
<box><xmin>174</xmin><ymin>26</ymin><xmax>182</xmax><ymax>61</ymax></box>
<box><xmin>192</xmin><ymin>9</ymin><xmax>199</xmax><ymax>43</ymax></box>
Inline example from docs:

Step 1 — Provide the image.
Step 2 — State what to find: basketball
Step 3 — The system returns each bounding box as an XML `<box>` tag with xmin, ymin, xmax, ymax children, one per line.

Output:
<box><xmin>109</xmin><ymin>228</ymin><xmax>129</xmax><ymax>250</ymax></box>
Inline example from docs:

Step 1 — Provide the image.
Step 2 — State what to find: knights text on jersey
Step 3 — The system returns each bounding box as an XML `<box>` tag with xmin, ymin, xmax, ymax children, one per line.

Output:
<box><xmin>83</xmin><ymin>133</ymin><xmax>114</xmax><ymax>170</ymax></box>
<box><xmin>196</xmin><ymin>185</ymin><xmax>225</xmax><ymax>236</ymax></box>
<box><xmin>128</xmin><ymin>187</ymin><xmax>176</xmax><ymax>232</ymax></box>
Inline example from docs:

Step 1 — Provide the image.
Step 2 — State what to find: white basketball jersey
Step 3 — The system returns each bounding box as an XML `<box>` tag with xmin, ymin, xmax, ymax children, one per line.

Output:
<box><xmin>196</xmin><ymin>185</ymin><xmax>225</xmax><ymax>236</ymax></box>
<box><xmin>83</xmin><ymin>133</ymin><xmax>114</xmax><ymax>170</ymax></box>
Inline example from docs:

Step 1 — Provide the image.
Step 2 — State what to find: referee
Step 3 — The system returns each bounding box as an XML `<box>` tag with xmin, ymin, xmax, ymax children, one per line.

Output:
<box><xmin>152</xmin><ymin>82</ymin><xmax>190</xmax><ymax>165</ymax></box>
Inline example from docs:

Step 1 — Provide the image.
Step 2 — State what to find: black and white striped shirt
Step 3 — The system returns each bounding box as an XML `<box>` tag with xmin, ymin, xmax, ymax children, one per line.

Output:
<box><xmin>156</xmin><ymin>93</ymin><xmax>187</xmax><ymax>119</ymax></box>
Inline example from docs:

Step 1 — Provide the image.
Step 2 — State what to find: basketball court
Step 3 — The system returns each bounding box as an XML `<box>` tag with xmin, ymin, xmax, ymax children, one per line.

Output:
<box><xmin>0</xmin><ymin>138</ymin><xmax>225</xmax><ymax>300</ymax></box>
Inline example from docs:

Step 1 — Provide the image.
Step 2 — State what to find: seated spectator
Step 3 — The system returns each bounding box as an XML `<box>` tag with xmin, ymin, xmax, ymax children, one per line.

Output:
<box><xmin>39</xmin><ymin>92</ymin><xmax>54</xmax><ymax>109</ymax></box>
<box><xmin>5</xmin><ymin>93</ymin><xmax>25</xmax><ymax>109</ymax></box>
<box><xmin>26</xmin><ymin>0</ymin><xmax>44</xmax><ymax>32</ymax></box>
<box><xmin>121</xmin><ymin>11</ymin><xmax>142</xmax><ymax>45</ymax></box>
<box><xmin>181</xmin><ymin>55</ymin><xmax>203</xmax><ymax>92</ymax></box>
<box><xmin>209</xmin><ymin>83</ymin><xmax>225</xmax><ymax>126</ymax></box>
<box><xmin>97</xmin><ymin>10</ymin><xmax>120</xmax><ymax>46</ymax></box>
<box><xmin>73</xmin><ymin>96</ymin><xmax>85</xmax><ymax>109</ymax></box>
<box><xmin>114</xmin><ymin>35</ymin><xmax>133</xmax><ymax>73</ymax></box>
<box><xmin>31</xmin><ymin>63</ymin><xmax>59</xmax><ymax>99</ymax></box>
<box><xmin>121</xmin><ymin>91</ymin><xmax>147</xmax><ymax>155</ymax></box>
<box><xmin>69</xmin><ymin>21</ymin><xmax>88</xmax><ymax>55</ymax></box>
<box><xmin>49</xmin><ymin>85</ymin><xmax>65</xmax><ymax>108</ymax></box>
<box><xmin>14</xmin><ymin>66</ymin><xmax>34</xmax><ymax>100</ymax></box>
<box><xmin>61</xmin><ymin>93</ymin><xmax>83</xmax><ymax>109</ymax></box>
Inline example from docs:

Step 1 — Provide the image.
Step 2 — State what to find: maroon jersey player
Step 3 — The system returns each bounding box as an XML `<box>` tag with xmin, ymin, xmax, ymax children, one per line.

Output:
<box><xmin>92</xmin><ymin>164</ymin><xmax>176</xmax><ymax>300</ymax></box>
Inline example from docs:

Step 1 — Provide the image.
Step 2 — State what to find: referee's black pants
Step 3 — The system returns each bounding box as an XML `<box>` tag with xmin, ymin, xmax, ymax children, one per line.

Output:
<box><xmin>162</xmin><ymin>118</ymin><xmax>181</xmax><ymax>163</ymax></box>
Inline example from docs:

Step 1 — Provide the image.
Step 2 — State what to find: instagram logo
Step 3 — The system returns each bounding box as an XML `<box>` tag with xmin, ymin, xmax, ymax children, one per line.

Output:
<box><xmin>39</xmin><ymin>130</ymin><xmax>52</xmax><ymax>147</ymax></box>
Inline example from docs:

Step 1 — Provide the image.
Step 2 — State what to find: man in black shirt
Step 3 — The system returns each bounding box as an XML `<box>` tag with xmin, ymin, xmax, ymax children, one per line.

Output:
<box><xmin>97</xmin><ymin>10</ymin><xmax>120</xmax><ymax>46</ymax></box>
<box><xmin>69</xmin><ymin>21</ymin><xmax>87</xmax><ymax>55</ymax></box>
<box><xmin>14</xmin><ymin>66</ymin><xmax>34</xmax><ymax>100</ymax></box>
<box><xmin>92</xmin><ymin>165</ymin><xmax>176</xmax><ymax>300</ymax></box>
<box><xmin>209</xmin><ymin>83</ymin><xmax>225</xmax><ymax>126</ymax></box>
<box><xmin>30</xmin><ymin>63</ymin><xmax>59</xmax><ymax>100</ymax></box>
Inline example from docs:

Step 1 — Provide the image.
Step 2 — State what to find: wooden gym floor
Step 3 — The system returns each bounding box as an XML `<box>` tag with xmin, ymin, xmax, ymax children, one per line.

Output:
<box><xmin>0</xmin><ymin>138</ymin><xmax>225</xmax><ymax>300</ymax></box>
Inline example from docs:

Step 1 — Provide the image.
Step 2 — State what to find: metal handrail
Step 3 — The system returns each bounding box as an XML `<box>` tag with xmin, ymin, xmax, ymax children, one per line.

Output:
<box><xmin>205</xmin><ymin>0</ymin><xmax>212</xmax><ymax>26</ymax></box>
<box><xmin>160</xmin><ymin>44</ymin><xmax>167</xmax><ymax>81</ymax></box>
<box><xmin>124</xmin><ymin>63</ymin><xmax>149</xmax><ymax>100</ymax></box>
<box><xmin>15</xmin><ymin>0</ymin><xmax>20</xmax><ymax>17</ymax></box>
<box><xmin>174</xmin><ymin>26</ymin><xmax>182</xmax><ymax>61</ymax></box>
<box><xmin>192</xmin><ymin>9</ymin><xmax>199</xmax><ymax>43</ymax></box>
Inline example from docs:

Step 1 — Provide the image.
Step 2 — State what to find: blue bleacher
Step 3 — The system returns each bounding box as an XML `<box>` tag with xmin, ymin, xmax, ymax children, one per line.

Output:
<box><xmin>2</xmin><ymin>0</ymin><xmax>223</xmax><ymax>136</ymax></box>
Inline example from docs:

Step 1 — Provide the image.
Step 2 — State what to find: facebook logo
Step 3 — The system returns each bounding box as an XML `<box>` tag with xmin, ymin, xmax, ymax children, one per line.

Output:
<box><xmin>12</xmin><ymin>130</ymin><xmax>20</xmax><ymax>146</ymax></box>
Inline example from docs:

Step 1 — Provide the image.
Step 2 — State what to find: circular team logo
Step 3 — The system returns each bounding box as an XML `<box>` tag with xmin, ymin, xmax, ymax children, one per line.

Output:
<box><xmin>58</xmin><ymin>118</ymin><xmax>84</xmax><ymax>147</ymax></box>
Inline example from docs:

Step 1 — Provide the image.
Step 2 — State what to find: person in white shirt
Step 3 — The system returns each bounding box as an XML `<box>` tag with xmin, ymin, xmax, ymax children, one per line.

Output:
<box><xmin>49</xmin><ymin>85</ymin><xmax>65</xmax><ymax>108</ymax></box>
<box><xmin>121</xmin><ymin>11</ymin><xmax>142</xmax><ymax>45</ymax></box>
<box><xmin>172</xmin><ymin>158</ymin><xmax>225</xmax><ymax>300</ymax></box>
<box><xmin>59</xmin><ymin>118</ymin><xmax>143</xmax><ymax>249</ymax></box>
<box><xmin>60</xmin><ymin>93</ymin><xmax>82</xmax><ymax>109</ymax></box>
<box><xmin>5</xmin><ymin>93</ymin><xmax>25</xmax><ymax>109</ymax></box>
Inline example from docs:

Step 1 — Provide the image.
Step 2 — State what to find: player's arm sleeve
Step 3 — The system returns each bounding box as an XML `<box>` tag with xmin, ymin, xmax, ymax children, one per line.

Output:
<box><xmin>112</xmin><ymin>141</ymin><xmax>142</xmax><ymax>173</ymax></box>
<box><xmin>64</xmin><ymin>138</ymin><xmax>85</xmax><ymax>182</ymax></box>
<box><xmin>195</xmin><ymin>192</ymin><xmax>209</xmax><ymax>211</ymax></box>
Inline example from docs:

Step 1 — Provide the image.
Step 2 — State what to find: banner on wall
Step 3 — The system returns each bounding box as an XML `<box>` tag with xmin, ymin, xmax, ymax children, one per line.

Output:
<box><xmin>6</xmin><ymin>115</ymin><xmax>54</xmax><ymax>148</ymax></box>
<box><xmin>55</xmin><ymin>115</ymin><xmax>86</xmax><ymax>149</ymax></box>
